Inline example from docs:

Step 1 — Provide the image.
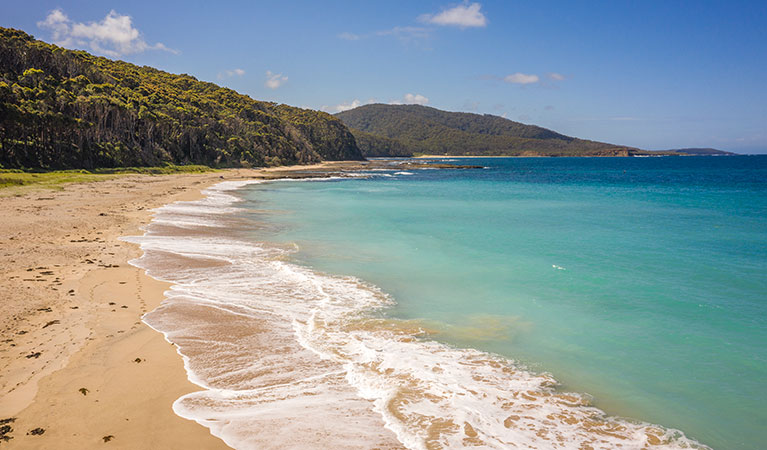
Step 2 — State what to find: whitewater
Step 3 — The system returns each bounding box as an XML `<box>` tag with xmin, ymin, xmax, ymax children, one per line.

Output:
<box><xmin>124</xmin><ymin>176</ymin><xmax>710</xmax><ymax>450</ymax></box>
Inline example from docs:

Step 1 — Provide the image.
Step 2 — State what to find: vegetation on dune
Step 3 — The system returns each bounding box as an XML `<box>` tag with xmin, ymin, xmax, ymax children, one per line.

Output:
<box><xmin>0</xmin><ymin>164</ymin><xmax>214</xmax><ymax>192</ymax></box>
<box><xmin>0</xmin><ymin>27</ymin><xmax>363</xmax><ymax>170</ymax></box>
<box><xmin>0</xmin><ymin>170</ymin><xmax>111</xmax><ymax>191</ymax></box>
<box><xmin>336</xmin><ymin>104</ymin><xmax>637</xmax><ymax>157</ymax></box>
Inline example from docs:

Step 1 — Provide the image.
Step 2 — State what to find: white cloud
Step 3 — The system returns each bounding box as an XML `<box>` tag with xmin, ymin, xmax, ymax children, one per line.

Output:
<box><xmin>570</xmin><ymin>116</ymin><xmax>643</xmax><ymax>122</ymax></box>
<box><xmin>338</xmin><ymin>27</ymin><xmax>430</xmax><ymax>44</ymax></box>
<box><xmin>419</xmin><ymin>2</ymin><xmax>487</xmax><ymax>28</ymax></box>
<box><xmin>38</xmin><ymin>9</ymin><xmax>69</xmax><ymax>39</ymax></box>
<box><xmin>404</xmin><ymin>93</ymin><xmax>429</xmax><ymax>105</ymax></box>
<box><xmin>333</xmin><ymin>99</ymin><xmax>362</xmax><ymax>112</ymax></box>
<box><xmin>218</xmin><ymin>68</ymin><xmax>245</xmax><ymax>79</ymax></box>
<box><xmin>504</xmin><ymin>73</ymin><xmax>540</xmax><ymax>85</ymax></box>
<box><xmin>548</xmin><ymin>72</ymin><xmax>566</xmax><ymax>81</ymax></box>
<box><xmin>338</xmin><ymin>32</ymin><xmax>361</xmax><ymax>41</ymax></box>
<box><xmin>38</xmin><ymin>9</ymin><xmax>176</xmax><ymax>57</ymax></box>
<box><xmin>376</xmin><ymin>26</ymin><xmax>431</xmax><ymax>42</ymax></box>
<box><xmin>265</xmin><ymin>71</ymin><xmax>288</xmax><ymax>89</ymax></box>
<box><xmin>389</xmin><ymin>93</ymin><xmax>430</xmax><ymax>105</ymax></box>
<box><xmin>323</xmin><ymin>98</ymin><xmax>377</xmax><ymax>113</ymax></box>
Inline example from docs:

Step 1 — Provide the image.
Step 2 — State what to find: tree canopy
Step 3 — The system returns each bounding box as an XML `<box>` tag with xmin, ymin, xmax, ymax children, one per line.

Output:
<box><xmin>0</xmin><ymin>27</ymin><xmax>363</xmax><ymax>169</ymax></box>
<box><xmin>336</xmin><ymin>104</ymin><xmax>637</xmax><ymax>157</ymax></box>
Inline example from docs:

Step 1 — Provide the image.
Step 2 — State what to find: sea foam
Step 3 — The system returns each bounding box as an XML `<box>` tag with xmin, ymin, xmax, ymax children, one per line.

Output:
<box><xmin>124</xmin><ymin>179</ymin><xmax>709</xmax><ymax>450</ymax></box>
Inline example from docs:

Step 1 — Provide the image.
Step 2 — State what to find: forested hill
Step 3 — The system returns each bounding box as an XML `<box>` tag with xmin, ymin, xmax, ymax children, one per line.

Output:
<box><xmin>658</xmin><ymin>148</ymin><xmax>735</xmax><ymax>156</ymax></box>
<box><xmin>0</xmin><ymin>27</ymin><xmax>362</xmax><ymax>169</ymax></box>
<box><xmin>336</xmin><ymin>104</ymin><xmax>638</xmax><ymax>157</ymax></box>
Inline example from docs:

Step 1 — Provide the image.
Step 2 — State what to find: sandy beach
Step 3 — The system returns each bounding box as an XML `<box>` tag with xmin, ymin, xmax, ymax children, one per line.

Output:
<box><xmin>0</xmin><ymin>159</ymin><xmax>455</xmax><ymax>448</ymax></box>
<box><xmin>0</xmin><ymin>163</ymin><xmax>358</xmax><ymax>449</ymax></box>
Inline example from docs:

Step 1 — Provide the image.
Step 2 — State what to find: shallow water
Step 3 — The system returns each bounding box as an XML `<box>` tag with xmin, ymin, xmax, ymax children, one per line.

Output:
<box><xmin>239</xmin><ymin>156</ymin><xmax>766</xmax><ymax>449</ymax></box>
<box><xmin>125</xmin><ymin>156</ymin><xmax>765</xmax><ymax>449</ymax></box>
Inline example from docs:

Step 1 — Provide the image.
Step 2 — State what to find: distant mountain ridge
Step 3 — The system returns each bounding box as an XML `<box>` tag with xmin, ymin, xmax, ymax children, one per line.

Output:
<box><xmin>657</xmin><ymin>148</ymin><xmax>735</xmax><ymax>156</ymax></box>
<box><xmin>0</xmin><ymin>27</ymin><xmax>362</xmax><ymax>169</ymax></box>
<box><xmin>0</xmin><ymin>27</ymin><xmax>736</xmax><ymax>169</ymax></box>
<box><xmin>336</xmin><ymin>104</ymin><xmax>738</xmax><ymax>158</ymax></box>
<box><xmin>336</xmin><ymin>104</ymin><xmax>639</xmax><ymax>157</ymax></box>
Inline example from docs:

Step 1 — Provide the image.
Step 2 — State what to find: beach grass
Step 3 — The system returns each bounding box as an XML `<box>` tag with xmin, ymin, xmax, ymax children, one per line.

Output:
<box><xmin>0</xmin><ymin>165</ymin><xmax>216</xmax><ymax>194</ymax></box>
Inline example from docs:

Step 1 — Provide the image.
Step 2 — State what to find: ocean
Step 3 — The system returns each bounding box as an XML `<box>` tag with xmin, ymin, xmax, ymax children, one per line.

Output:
<box><xmin>127</xmin><ymin>155</ymin><xmax>766</xmax><ymax>449</ymax></box>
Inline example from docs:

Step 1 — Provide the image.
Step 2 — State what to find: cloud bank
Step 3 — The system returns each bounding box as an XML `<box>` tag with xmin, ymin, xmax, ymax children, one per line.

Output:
<box><xmin>38</xmin><ymin>9</ymin><xmax>176</xmax><ymax>57</ymax></box>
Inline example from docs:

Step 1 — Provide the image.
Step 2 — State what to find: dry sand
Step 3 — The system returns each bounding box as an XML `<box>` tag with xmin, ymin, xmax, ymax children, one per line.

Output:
<box><xmin>0</xmin><ymin>163</ymin><xmax>365</xmax><ymax>449</ymax></box>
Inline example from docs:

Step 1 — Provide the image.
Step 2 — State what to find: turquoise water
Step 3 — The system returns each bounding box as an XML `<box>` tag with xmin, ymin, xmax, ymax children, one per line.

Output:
<box><xmin>239</xmin><ymin>156</ymin><xmax>766</xmax><ymax>449</ymax></box>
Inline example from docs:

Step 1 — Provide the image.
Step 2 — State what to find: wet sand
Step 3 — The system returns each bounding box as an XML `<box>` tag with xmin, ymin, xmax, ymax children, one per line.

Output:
<box><xmin>0</xmin><ymin>163</ymin><xmax>367</xmax><ymax>449</ymax></box>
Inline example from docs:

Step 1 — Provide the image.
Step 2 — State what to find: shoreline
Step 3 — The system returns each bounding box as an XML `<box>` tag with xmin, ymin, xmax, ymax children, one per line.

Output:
<box><xmin>0</xmin><ymin>159</ymin><xmax>717</xmax><ymax>449</ymax></box>
<box><xmin>413</xmin><ymin>154</ymin><xmax>639</xmax><ymax>158</ymax></box>
<box><xmin>123</xmin><ymin>168</ymin><xmax>709</xmax><ymax>449</ymax></box>
<box><xmin>0</xmin><ymin>162</ymin><xmax>363</xmax><ymax>448</ymax></box>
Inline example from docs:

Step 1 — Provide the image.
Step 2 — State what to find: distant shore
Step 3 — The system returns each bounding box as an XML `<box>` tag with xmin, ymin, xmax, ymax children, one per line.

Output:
<box><xmin>413</xmin><ymin>154</ymin><xmax>646</xmax><ymax>158</ymax></box>
<box><xmin>412</xmin><ymin>151</ymin><xmax>740</xmax><ymax>158</ymax></box>
<box><xmin>414</xmin><ymin>154</ymin><xmax>538</xmax><ymax>158</ymax></box>
<box><xmin>413</xmin><ymin>154</ymin><xmax>616</xmax><ymax>158</ymax></box>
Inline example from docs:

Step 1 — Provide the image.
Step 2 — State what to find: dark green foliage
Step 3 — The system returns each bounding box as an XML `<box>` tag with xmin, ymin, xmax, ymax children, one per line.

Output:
<box><xmin>658</xmin><ymin>148</ymin><xmax>734</xmax><ymax>156</ymax></box>
<box><xmin>0</xmin><ymin>165</ymin><xmax>214</xmax><ymax>190</ymax></box>
<box><xmin>350</xmin><ymin>129</ymin><xmax>411</xmax><ymax>157</ymax></box>
<box><xmin>337</xmin><ymin>104</ymin><xmax>636</xmax><ymax>157</ymax></box>
<box><xmin>0</xmin><ymin>28</ymin><xmax>363</xmax><ymax>169</ymax></box>
<box><xmin>273</xmin><ymin>104</ymin><xmax>363</xmax><ymax>161</ymax></box>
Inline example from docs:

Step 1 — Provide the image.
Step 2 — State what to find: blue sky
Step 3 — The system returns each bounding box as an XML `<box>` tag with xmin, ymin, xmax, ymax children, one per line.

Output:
<box><xmin>4</xmin><ymin>1</ymin><xmax>766</xmax><ymax>153</ymax></box>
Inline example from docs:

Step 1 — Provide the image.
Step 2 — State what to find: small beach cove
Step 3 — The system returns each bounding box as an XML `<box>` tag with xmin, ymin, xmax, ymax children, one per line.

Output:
<box><xmin>117</xmin><ymin>156</ymin><xmax>766</xmax><ymax>449</ymax></box>
<box><xmin>0</xmin><ymin>162</ymin><xmax>384</xmax><ymax>448</ymax></box>
<box><xmin>3</xmin><ymin>156</ymin><xmax>764</xmax><ymax>449</ymax></box>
